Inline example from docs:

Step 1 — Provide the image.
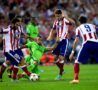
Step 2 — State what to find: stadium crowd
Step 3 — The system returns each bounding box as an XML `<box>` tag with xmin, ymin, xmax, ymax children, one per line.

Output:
<box><xmin>0</xmin><ymin>0</ymin><xmax>98</xmax><ymax>64</ymax></box>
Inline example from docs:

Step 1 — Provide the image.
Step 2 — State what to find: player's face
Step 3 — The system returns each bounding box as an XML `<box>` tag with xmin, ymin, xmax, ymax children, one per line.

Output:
<box><xmin>18</xmin><ymin>18</ymin><xmax>23</xmax><ymax>25</ymax></box>
<box><xmin>55</xmin><ymin>14</ymin><xmax>62</xmax><ymax>20</ymax></box>
<box><xmin>15</xmin><ymin>19</ymin><xmax>22</xmax><ymax>27</ymax></box>
<box><xmin>31</xmin><ymin>18</ymin><xmax>37</xmax><ymax>25</ymax></box>
<box><xmin>37</xmin><ymin>37</ymin><xmax>42</xmax><ymax>44</ymax></box>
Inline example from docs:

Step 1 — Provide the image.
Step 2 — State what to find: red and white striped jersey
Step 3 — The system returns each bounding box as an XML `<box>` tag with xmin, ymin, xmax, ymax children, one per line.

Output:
<box><xmin>76</xmin><ymin>23</ymin><xmax>98</xmax><ymax>44</ymax></box>
<box><xmin>2</xmin><ymin>25</ymin><xmax>23</xmax><ymax>52</ymax></box>
<box><xmin>52</xmin><ymin>17</ymin><xmax>70</xmax><ymax>41</ymax></box>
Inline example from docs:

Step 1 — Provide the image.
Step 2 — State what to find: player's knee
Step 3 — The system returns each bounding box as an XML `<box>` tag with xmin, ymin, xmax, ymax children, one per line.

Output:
<box><xmin>6</xmin><ymin>60</ymin><xmax>11</xmax><ymax>65</ymax></box>
<box><xmin>59</xmin><ymin>55</ymin><xmax>65</xmax><ymax>60</ymax></box>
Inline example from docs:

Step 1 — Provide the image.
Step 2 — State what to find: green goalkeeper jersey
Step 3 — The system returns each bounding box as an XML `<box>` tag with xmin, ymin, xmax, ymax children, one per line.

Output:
<box><xmin>26</xmin><ymin>22</ymin><xmax>39</xmax><ymax>38</ymax></box>
<box><xmin>26</xmin><ymin>41</ymin><xmax>47</xmax><ymax>61</ymax></box>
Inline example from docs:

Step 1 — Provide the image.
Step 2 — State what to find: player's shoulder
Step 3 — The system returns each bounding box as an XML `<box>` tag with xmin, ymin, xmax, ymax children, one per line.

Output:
<box><xmin>3</xmin><ymin>25</ymin><xmax>11</xmax><ymax>31</ymax></box>
<box><xmin>63</xmin><ymin>17</ymin><xmax>69</xmax><ymax>22</ymax></box>
<box><xmin>85</xmin><ymin>23</ymin><xmax>94</xmax><ymax>26</ymax></box>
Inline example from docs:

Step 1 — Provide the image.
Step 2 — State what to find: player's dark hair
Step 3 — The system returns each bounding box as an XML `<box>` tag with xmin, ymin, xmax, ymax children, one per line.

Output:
<box><xmin>8</xmin><ymin>12</ymin><xmax>16</xmax><ymax>21</ymax></box>
<box><xmin>12</xmin><ymin>17</ymin><xmax>20</xmax><ymax>24</ymax></box>
<box><xmin>78</xmin><ymin>16</ymin><xmax>87</xmax><ymax>24</ymax></box>
<box><xmin>55</xmin><ymin>9</ymin><xmax>62</xmax><ymax>14</ymax></box>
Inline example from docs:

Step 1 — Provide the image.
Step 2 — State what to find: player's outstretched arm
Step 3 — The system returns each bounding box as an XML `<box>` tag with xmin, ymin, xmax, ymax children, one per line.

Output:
<box><xmin>46</xmin><ymin>41</ymin><xmax>59</xmax><ymax>51</ymax></box>
<box><xmin>47</xmin><ymin>29</ymin><xmax>56</xmax><ymax>41</ymax></box>
<box><xmin>22</xmin><ymin>33</ymin><xmax>38</xmax><ymax>42</ymax></box>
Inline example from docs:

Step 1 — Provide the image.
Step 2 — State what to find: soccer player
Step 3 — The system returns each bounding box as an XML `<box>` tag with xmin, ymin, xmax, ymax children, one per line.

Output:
<box><xmin>69</xmin><ymin>15</ymin><xmax>98</xmax><ymax>84</ymax></box>
<box><xmin>17</xmin><ymin>37</ymin><xmax>58</xmax><ymax>79</ymax></box>
<box><xmin>47</xmin><ymin>9</ymin><xmax>74</xmax><ymax>80</ymax></box>
<box><xmin>26</xmin><ymin>17</ymin><xmax>39</xmax><ymax>40</ymax></box>
<box><xmin>0</xmin><ymin>16</ymin><xmax>32</xmax><ymax>81</ymax></box>
<box><xmin>24</xmin><ymin>16</ymin><xmax>43</xmax><ymax>74</ymax></box>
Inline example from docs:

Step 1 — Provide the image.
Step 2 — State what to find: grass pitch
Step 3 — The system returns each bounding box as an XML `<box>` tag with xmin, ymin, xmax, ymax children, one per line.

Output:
<box><xmin>0</xmin><ymin>64</ymin><xmax>98</xmax><ymax>90</ymax></box>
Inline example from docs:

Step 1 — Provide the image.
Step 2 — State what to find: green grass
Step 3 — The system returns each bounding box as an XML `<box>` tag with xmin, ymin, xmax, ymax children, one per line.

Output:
<box><xmin>0</xmin><ymin>64</ymin><xmax>98</xmax><ymax>90</ymax></box>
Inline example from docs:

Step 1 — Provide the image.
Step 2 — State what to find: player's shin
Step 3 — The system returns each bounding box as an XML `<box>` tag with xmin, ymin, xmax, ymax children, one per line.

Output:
<box><xmin>56</xmin><ymin>59</ymin><xmax>64</xmax><ymax>75</ymax></box>
<box><xmin>12</xmin><ymin>66</ymin><xmax>19</xmax><ymax>80</ymax></box>
<box><xmin>21</xmin><ymin>65</ymin><xmax>31</xmax><ymax>76</ymax></box>
<box><xmin>0</xmin><ymin>62</ymin><xmax>8</xmax><ymax>79</ymax></box>
<box><xmin>7</xmin><ymin>65</ymin><xmax>14</xmax><ymax>78</ymax></box>
<box><xmin>55</xmin><ymin>59</ymin><xmax>61</xmax><ymax>68</ymax></box>
<box><xmin>74</xmin><ymin>63</ymin><xmax>79</xmax><ymax>80</ymax></box>
<box><xmin>59</xmin><ymin>60</ymin><xmax>64</xmax><ymax>76</ymax></box>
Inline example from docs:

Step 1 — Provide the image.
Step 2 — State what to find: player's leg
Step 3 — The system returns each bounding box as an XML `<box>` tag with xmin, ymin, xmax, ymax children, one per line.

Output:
<box><xmin>7</xmin><ymin>65</ymin><xmax>14</xmax><ymax>78</ymax></box>
<box><xmin>12</xmin><ymin>65</ymin><xmax>19</xmax><ymax>80</ymax></box>
<box><xmin>25</xmin><ymin>55</ymin><xmax>40</xmax><ymax>74</ymax></box>
<box><xmin>70</xmin><ymin>61</ymin><xmax>80</xmax><ymax>84</ymax></box>
<box><xmin>55</xmin><ymin>39</ymin><xmax>68</xmax><ymax>80</ymax></box>
<box><xmin>13</xmin><ymin>58</ymin><xmax>31</xmax><ymax>80</ymax></box>
<box><xmin>0</xmin><ymin>52</ymin><xmax>11</xmax><ymax>81</ymax></box>
<box><xmin>70</xmin><ymin>43</ymin><xmax>90</xmax><ymax>84</ymax></box>
<box><xmin>29</xmin><ymin>50</ymin><xmax>43</xmax><ymax>74</ymax></box>
<box><xmin>7</xmin><ymin>49</ymin><xmax>31</xmax><ymax>80</ymax></box>
<box><xmin>0</xmin><ymin>61</ymin><xmax>10</xmax><ymax>81</ymax></box>
<box><xmin>52</xmin><ymin>41</ymin><xmax>62</xmax><ymax>80</ymax></box>
<box><xmin>19</xmin><ymin>58</ymin><xmax>31</xmax><ymax>77</ymax></box>
<box><xmin>59</xmin><ymin>56</ymin><xmax>65</xmax><ymax>75</ymax></box>
<box><xmin>55</xmin><ymin>55</ymin><xmax>65</xmax><ymax>80</ymax></box>
<box><xmin>28</xmin><ymin>60</ymin><xmax>41</xmax><ymax>74</ymax></box>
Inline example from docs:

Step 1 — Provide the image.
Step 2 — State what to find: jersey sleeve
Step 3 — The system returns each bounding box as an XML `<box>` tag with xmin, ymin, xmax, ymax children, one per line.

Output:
<box><xmin>64</xmin><ymin>18</ymin><xmax>73</xmax><ymax>25</ymax></box>
<box><xmin>0</xmin><ymin>28</ymin><xmax>8</xmax><ymax>34</ymax></box>
<box><xmin>52</xmin><ymin>20</ymin><xmax>56</xmax><ymax>30</ymax></box>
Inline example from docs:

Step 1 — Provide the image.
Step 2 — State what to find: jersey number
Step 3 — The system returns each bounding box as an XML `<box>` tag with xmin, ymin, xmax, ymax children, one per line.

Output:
<box><xmin>14</xmin><ymin>54</ymin><xmax>20</xmax><ymax>60</ymax></box>
<box><xmin>84</xmin><ymin>25</ymin><xmax>91</xmax><ymax>32</ymax></box>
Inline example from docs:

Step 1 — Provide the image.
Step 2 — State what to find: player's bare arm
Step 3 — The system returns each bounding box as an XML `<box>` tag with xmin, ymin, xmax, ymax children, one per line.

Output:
<box><xmin>47</xmin><ymin>29</ymin><xmax>56</xmax><ymax>41</ymax></box>
<box><xmin>69</xmin><ymin>37</ymin><xmax>79</xmax><ymax>61</ymax></box>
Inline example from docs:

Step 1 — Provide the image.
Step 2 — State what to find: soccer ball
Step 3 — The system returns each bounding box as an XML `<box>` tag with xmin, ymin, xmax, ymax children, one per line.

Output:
<box><xmin>29</xmin><ymin>73</ymin><xmax>39</xmax><ymax>81</ymax></box>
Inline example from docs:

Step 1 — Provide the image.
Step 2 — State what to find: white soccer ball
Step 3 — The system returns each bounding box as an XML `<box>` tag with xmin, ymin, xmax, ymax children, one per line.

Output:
<box><xmin>29</xmin><ymin>73</ymin><xmax>39</xmax><ymax>81</ymax></box>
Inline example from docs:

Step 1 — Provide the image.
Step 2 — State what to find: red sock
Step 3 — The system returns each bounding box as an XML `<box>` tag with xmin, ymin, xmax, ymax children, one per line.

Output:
<box><xmin>0</xmin><ymin>63</ymin><xmax>7</xmax><ymax>79</ymax></box>
<box><xmin>9</xmin><ymin>65</ymin><xmax>14</xmax><ymax>71</ymax></box>
<box><xmin>17</xmin><ymin>74</ymin><xmax>25</xmax><ymax>79</ymax></box>
<box><xmin>74</xmin><ymin>63</ymin><xmax>79</xmax><ymax>80</ymax></box>
<box><xmin>7</xmin><ymin>65</ymin><xmax>14</xmax><ymax>74</ymax></box>
<box><xmin>21</xmin><ymin>66</ymin><xmax>31</xmax><ymax>76</ymax></box>
<box><xmin>12</xmin><ymin>67</ymin><xmax>19</xmax><ymax>80</ymax></box>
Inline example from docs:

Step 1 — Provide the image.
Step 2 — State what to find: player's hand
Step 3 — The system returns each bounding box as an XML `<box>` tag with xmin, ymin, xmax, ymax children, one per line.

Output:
<box><xmin>56</xmin><ymin>37</ymin><xmax>60</xmax><ymax>42</ymax></box>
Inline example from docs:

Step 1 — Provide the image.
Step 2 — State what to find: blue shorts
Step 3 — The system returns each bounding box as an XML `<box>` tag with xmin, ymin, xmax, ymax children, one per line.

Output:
<box><xmin>52</xmin><ymin>39</ymin><xmax>68</xmax><ymax>57</ymax></box>
<box><xmin>77</xmin><ymin>41</ymin><xmax>98</xmax><ymax>64</ymax></box>
<box><xmin>4</xmin><ymin>49</ymin><xmax>24</xmax><ymax>66</ymax></box>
